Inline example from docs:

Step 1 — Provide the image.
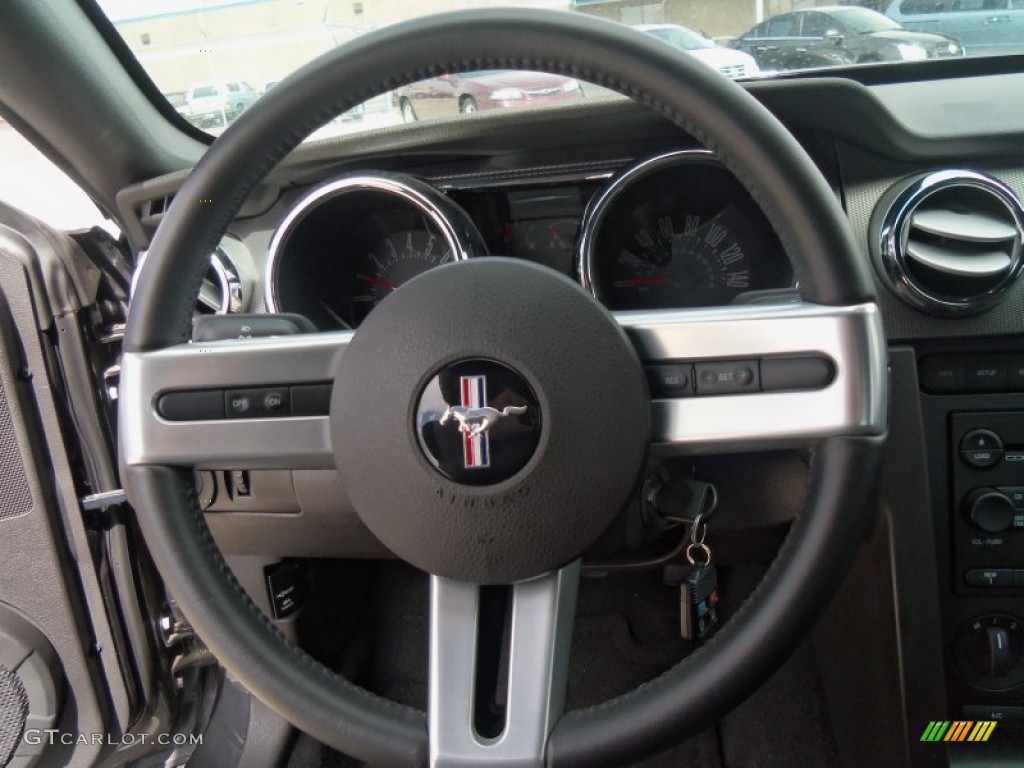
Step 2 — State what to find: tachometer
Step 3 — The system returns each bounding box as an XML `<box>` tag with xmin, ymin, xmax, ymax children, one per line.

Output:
<box><xmin>350</xmin><ymin>229</ymin><xmax>454</xmax><ymax>325</ymax></box>
<box><xmin>266</xmin><ymin>173</ymin><xmax>486</xmax><ymax>329</ymax></box>
<box><xmin>579</xmin><ymin>151</ymin><xmax>793</xmax><ymax>310</ymax></box>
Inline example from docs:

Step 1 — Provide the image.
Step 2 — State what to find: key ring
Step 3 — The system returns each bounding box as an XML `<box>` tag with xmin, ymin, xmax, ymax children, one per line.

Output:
<box><xmin>685</xmin><ymin>542</ymin><xmax>712</xmax><ymax>566</ymax></box>
<box><xmin>685</xmin><ymin>511</ymin><xmax>712</xmax><ymax>566</ymax></box>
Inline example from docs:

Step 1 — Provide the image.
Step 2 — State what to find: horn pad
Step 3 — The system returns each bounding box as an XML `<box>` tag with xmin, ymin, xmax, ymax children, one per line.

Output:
<box><xmin>331</xmin><ymin>258</ymin><xmax>649</xmax><ymax>584</ymax></box>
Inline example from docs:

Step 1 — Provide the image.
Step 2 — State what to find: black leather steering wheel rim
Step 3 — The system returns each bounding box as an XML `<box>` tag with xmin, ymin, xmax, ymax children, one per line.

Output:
<box><xmin>123</xmin><ymin>9</ymin><xmax>884</xmax><ymax>766</ymax></box>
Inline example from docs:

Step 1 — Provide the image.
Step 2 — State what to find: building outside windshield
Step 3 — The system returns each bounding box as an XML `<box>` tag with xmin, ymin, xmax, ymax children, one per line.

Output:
<box><xmin>0</xmin><ymin>0</ymin><xmax>1018</xmax><ymax>226</ymax></box>
<box><xmin>96</xmin><ymin>0</ymin><xmax>1021</xmax><ymax>141</ymax></box>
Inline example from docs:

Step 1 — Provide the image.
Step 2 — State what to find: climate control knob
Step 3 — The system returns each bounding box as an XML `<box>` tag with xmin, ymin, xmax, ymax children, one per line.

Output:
<box><xmin>964</xmin><ymin>488</ymin><xmax>1015</xmax><ymax>533</ymax></box>
<box><xmin>955</xmin><ymin>615</ymin><xmax>1024</xmax><ymax>691</ymax></box>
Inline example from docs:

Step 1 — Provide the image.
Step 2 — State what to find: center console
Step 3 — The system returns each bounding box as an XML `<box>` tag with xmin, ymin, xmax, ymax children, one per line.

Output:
<box><xmin>920</xmin><ymin>349</ymin><xmax>1024</xmax><ymax>732</ymax></box>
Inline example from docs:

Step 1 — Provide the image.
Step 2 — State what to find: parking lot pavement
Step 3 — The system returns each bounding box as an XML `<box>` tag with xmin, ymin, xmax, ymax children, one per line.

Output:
<box><xmin>207</xmin><ymin>104</ymin><xmax>404</xmax><ymax>141</ymax></box>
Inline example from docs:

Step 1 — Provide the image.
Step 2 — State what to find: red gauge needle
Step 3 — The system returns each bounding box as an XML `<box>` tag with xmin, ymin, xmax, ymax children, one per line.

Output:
<box><xmin>615</xmin><ymin>276</ymin><xmax>669</xmax><ymax>287</ymax></box>
<box><xmin>357</xmin><ymin>274</ymin><xmax>397</xmax><ymax>291</ymax></box>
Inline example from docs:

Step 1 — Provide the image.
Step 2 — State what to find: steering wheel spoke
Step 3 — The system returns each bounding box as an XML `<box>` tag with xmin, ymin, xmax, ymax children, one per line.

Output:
<box><xmin>429</xmin><ymin>562</ymin><xmax>580</xmax><ymax>768</ymax></box>
<box><xmin>616</xmin><ymin>301</ymin><xmax>887</xmax><ymax>451</ymax></box>
<box><xmin>120</xmin><ymin>331</ymin><xmax>351</xmax><ymax>469</ymax></box>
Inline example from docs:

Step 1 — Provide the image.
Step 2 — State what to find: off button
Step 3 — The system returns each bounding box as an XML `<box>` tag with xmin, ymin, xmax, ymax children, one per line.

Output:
<box><xmin>960</xmin><ymin>429</ymin><xmax>1004</xmax><ymax>469</ymax></box>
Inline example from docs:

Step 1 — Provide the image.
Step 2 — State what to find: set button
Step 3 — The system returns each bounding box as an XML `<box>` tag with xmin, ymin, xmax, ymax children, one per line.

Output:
<box><xmin>694</xmin><ymin>361</ymin><xmax>759</xmax><ymax>395</ymax></box>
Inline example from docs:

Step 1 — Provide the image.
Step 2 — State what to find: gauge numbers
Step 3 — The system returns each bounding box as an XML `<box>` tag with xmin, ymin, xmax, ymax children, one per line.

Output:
<box><xmin>612</xmin><ymin>206</ymin><xmax>753</xmax><ymax>305</ymax></box>
<box><xmin>350</xmin><ymin>230</ymin><xmax>452</xmax><ymax>324</ymax></box>
<box><xmin>582</xmin><ymin>151</ymin><xmax>793</xmax><ymax>311</ymax></box>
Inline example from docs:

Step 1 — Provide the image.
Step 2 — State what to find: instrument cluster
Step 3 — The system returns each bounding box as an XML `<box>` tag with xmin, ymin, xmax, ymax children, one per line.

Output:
<box><xmin>266</xmin><ymin>151</ymin><xmax>795</xmax><ymax>330</ymax></box>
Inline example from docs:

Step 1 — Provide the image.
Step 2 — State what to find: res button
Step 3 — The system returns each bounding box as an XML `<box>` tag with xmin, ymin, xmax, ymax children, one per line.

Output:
<box><xmin>645</xmin><ymin>365</ymin><xmax>694</xmax><ymax>397</ymax></box>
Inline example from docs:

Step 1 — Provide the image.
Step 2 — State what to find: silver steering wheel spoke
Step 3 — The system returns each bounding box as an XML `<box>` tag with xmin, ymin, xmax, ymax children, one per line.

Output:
<box><xmin>616</xmin><ymin>301</ymin><xmax>888</xmax><ymax>452</ymax></box>
<box><xmin>429</xmin><ymin>562</ymin><xmax>580</xmax><ymax>768</ymax></box>
<box><xmin>120</xmin><ymin>331</ymin><xmax>351</xmax><ymax>469</ymax></box>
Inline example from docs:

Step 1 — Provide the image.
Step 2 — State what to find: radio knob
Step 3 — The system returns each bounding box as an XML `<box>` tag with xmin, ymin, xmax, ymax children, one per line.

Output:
<box><xmin>964</xmin><ymin>488</ymin><xmax>1015</xmax><ymax>534</ymax></box>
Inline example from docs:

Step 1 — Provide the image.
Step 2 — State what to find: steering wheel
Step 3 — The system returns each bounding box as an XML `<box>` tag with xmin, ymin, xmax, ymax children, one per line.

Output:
<box><xmin>121</xmin><ymin>9</ymin><xmax>887</xmax><ymax>767</ymax></box>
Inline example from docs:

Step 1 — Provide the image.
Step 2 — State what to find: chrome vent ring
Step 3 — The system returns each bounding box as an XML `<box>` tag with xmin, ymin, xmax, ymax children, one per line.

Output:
<box><xmin>873</xmin><ymin>170</ymin><xmax>1024</xmax><ymax>316</ymax></box>
<box><xmin>131</xmin><ymin>238</ymin><xmax>255</xmax><ymax>316</ymax></box>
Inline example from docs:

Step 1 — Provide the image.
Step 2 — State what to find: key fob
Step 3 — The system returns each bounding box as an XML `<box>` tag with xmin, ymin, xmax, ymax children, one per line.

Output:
<box><xmin>680</xmin><ymin>564</ymin><xmax>719</xmax><ymax>641</ymax></box>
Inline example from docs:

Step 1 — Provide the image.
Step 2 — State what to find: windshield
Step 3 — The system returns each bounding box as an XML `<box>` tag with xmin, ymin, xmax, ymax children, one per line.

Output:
<box><xmin>831</xmin><ymin>7</ymin><xmax>903</xmax><ymax>33</ymax></box>
<box><xmin>97</xmin><ymin>0</ymin><xmax>1019</xmax><ymax>140</ymax></box>
<box><xmin>642</xmin><ymin>25</ymin><xmax>715</xmax><ymax>51</ymax></box>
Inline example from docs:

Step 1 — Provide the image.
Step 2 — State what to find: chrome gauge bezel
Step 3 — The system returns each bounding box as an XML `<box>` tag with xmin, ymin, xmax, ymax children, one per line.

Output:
<box><xmin>578</xmin><ymin>149</ymin><xmax>718</xmax><ymax>304</ymax></box>
<box><xmin>265</xmin><ymin>172</ymin><xmax>487</xmax><ymax>317</ymax></box>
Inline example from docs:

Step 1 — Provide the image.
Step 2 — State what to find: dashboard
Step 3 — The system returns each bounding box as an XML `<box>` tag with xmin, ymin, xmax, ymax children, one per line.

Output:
<box><xmin>261</xmin><ymin>149</ymin><xmax>795</xmax><ymax>331</ymax></box>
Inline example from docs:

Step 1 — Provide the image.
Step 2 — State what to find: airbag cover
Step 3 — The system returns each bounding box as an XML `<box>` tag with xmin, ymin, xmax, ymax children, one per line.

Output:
<box><xmin>331</xmin><ymin>258</ymin><xmax>648</xmax><ymax>583</ymax></box>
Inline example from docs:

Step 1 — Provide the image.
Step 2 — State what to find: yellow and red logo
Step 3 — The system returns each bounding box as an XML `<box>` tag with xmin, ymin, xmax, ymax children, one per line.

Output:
<box><xmin>920</xmin><ymin>721</ymin><xmax>996</xmax><ymax>742</ymax></box>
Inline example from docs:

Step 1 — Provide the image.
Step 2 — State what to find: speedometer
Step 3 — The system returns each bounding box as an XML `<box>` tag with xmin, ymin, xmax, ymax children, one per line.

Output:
<box><xmin>579</xmin><ymin>151</ymin><xmax>793</xmax><ymax>310</ymax></box>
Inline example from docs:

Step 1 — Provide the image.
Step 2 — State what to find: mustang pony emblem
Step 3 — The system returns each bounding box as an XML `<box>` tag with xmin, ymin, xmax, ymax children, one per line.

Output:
<box><xmin>440</xmin><ymin>404</ymin><xmax>529</xmax><ymax>437</ymax></box>
<box><xmin>441</xmin><ymin>374</ymin><xmax>529</xmax><ymax>469</ymax></box>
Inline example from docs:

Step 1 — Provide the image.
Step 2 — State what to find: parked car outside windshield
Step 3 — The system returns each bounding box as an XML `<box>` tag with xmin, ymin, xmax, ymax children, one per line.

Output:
<box><xmin>184</xmin><ymin>80</ymin><xmax>258</xmax><ymax>129</ymax></box>
<box><xmin>395</xmin><ymin>70</ymin><xmax>582</xmax><ymax>123</ymax></box>
<box><xmin>93</xmin><ymin>0</ymin><xmax>1017</xmax><ymax>144</ymax></box>
<box><xmin>732</xmin><ymin>6</ymin><xmax>964</xmax><ymax>72</ymax></box>
<box><xmin>885</xmin><ymin>0</ymin><xmax>1024</xmax><ymax>56</ymax></box>
<box><xmin>636</xmin><ymin>23</ymin><xmax>761</xmax><ymax>79</ymax></box>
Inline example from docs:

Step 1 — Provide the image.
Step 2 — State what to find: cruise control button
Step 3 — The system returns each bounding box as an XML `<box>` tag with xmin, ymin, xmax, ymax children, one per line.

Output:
<box><xmin>157</xmin><ymin>390</ymin><xmax>225</xmax><ymax>421</ymax></box>
<box><xmin>263</xmin><ymin>390</ymin><xmax>288</xmax><ymax>413</ymax></box>
<box><xmin>694</xmin><ymin>360</ymin><xmax>759</xmax><ymax>395</ymax></box>
<box><xmin>646</xmin><ymin>365</ymin><xmax>693</xmax><ymax>397</ymax></box>
<box><xmin>761</xmin><ymin>356</ymin><xmax>834</xmax><ymax>392</ymax></box>
<box><xmin>291</xmin><ymin>383</ymin><xmax>332</xmax><ymax>416</ymax></box>
<box><xmin>226</xmin><ymin>392</ymin><xmax>252</xmax><ymax>416</ymax></box>
<box><xmin>226</xmin><ymin>388</ymin><xmax>292</xmax><ymax>418</ymax></box>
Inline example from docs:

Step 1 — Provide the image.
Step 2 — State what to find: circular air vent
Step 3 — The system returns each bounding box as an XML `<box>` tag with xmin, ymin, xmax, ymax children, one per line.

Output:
<box><xmin>131</xmin><ymin>237</ymin><xmax>255</xmax><ymax>315</ymax></box>
<box><xmin>873</xmin><ymin>170</ymin><xmax>1024</xmax><ymax>316</ymax></box>
<box><xmin>198</xmin><ymin>248</ymin><xmax>243</xmax><ymax>314</ymax></box>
